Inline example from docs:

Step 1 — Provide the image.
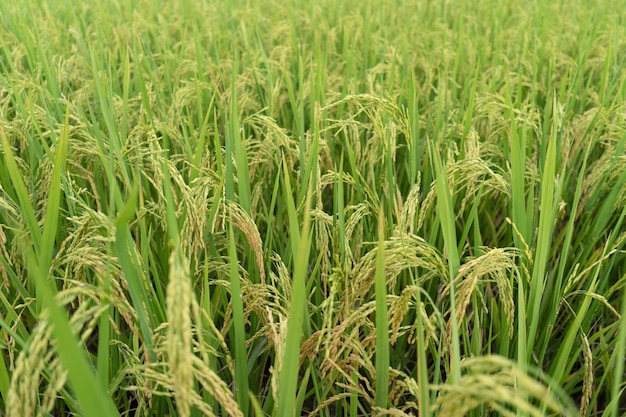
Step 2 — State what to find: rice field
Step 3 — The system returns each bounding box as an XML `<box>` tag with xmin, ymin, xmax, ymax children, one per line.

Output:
<box><xmin>1</xmin><ymin>0</ymin><xmax>625</xmax><ymax>416</ymax></box>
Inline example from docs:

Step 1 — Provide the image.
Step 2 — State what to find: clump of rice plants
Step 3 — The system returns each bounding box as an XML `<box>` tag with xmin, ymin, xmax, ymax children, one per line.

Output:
<box><xmin>0</xmin><ymin>0</ymin><xmax>625</xmax><ymax>416</ymax></box>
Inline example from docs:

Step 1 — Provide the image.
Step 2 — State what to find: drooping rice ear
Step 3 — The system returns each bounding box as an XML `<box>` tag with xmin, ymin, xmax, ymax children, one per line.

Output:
<box><xmin>166</xmin><ymin>247</ymin><xmax>194</xmax><ymax>417</ymax></box>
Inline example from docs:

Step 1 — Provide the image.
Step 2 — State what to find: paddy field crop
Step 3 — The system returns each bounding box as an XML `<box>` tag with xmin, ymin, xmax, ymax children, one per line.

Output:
<box><xmin>1</xmin><ymin>0</ymin><xmax>625</xmax><ymax>416</ymax></box>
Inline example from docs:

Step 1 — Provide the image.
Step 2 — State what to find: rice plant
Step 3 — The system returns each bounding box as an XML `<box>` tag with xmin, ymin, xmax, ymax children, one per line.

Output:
<box><xmin>0</xmin><ymin>0</ymin><xmax>625</xmax><ymax>416</ymax></box>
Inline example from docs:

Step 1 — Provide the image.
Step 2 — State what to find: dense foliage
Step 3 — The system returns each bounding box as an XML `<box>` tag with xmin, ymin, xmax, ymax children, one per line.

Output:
<box><xmin>0</xmin><ymin>0</ymin><xmax>625</xmax><ymax>415</ymax></box>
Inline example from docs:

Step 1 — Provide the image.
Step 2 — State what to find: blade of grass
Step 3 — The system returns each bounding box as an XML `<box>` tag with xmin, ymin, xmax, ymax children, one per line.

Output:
<box><xmin>229</xmin><ymin>55</ymin><xmax>252</xmax><ymax>215</ymax></box>
<box><xmin>608</xmin><ymin>282</ymin><xmax>626</xmax><ymax>417</ymax></box>
<box><xmin>96</xmin><ymin>260</ymin><xmax>112</xmax><ymax>391</ymax></box>
<box><xmin>527</xmin><ymin>95</ymin><xmax>559</xmax><ymax>358</ymax></box>
<box><xmin>0</xmin><ymin>124</ymin><xmax>41</xmax><ymax>259</ymax></box>
<box><xmin>28</xmin><ymin>108</ymin><xmax>119</xmax><ymax>417</ymax></box>
<box><xmin>507</xmin><ymin>81</ymin><xmax>531</xmax><ymax>249</ymax></box>
<box><xmin>278</xmin><ymin>181</ymin><xmax>312</xmax><ymax>417</ymax></box>
<box><xmin>27</xmin><ymin>249</ymin><xmax>120</xmax><ymax>417</ymax></box>
<box><xmin>429</xmin><ymin>141</ymin><xmax>461</xmax><ymax>383</ymax></box>
<box><xmin>413</xmin><ymin>280</ymin><xmax>431</xmax><ymax>417</ymax></box>
<box><xmin>113</xmin><ymin>180</ymin><xmax>157</xmax><ymax>362</ymax></box>
<box><xmin>39</xmin><ymin>106</ymin><xmax>70</xmax><ymax>277</ymax></box>
<box><xmin>228</xmin><ymin>221</ymin><xmax>250</xmax><ymax>416</ymax></box>
<box><xmin>0</xmin><ymin>339</ymin><xmax>8</xmax><ymax>402</ymax></box>
<box><xmin>374</xmin><ymin>206</ymin><xmax>389</xmax><ymax>409</ymax></box>
<box><xmin>191</xmin><ymin>82</ymin><xmax>220</xmax><ymax>182</ymax></box>
<box><xmin>550</xmin><ymin>206</ymin><xmax>626</xmax><ymax>392</ymax></box>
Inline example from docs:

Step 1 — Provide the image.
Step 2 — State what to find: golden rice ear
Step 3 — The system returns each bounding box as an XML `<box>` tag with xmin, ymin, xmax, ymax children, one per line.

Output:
<box><xmin>0</xmin><ymin>223</ymin><xmax>12</xmax><ymax>288</ymax></box>
<box><xmin>396</xmin><ymin>178</ymin><xmax>421</xmax><ymax>236</ymax></box>
<box><xmin>442</xmin><ymin>247</ymin><xmax>519</xmax><ymax>341</ymax></box>
<box><xmin>579</xmin><ymin>333</ymin><xmax>593</xmax><ymax>417</ymax></box>
<box><xmin>434</xmin><ymin>355</ymin><xmax>577</xmax><ymax>417</ymax></box>
<box><xmin>7</xmin><ymin>291</ymin><xmax>109</xmax><ymax>417</ymax></box>
<box><xmin>387</xmin><ymin>284</ymin><xmax>439</xmax><ymax>346</ymax></box>
<box><xmin>166</xmin><ymin>248</ymin><xmax>194</xmax><ymax>417</ymax></box>
<box><xmin>349</xmin><ymin>234</ymin><xmax>447</xmax><ymax>316</ymax></box>
<box><xmin>192</xmin><ymin>356</ymin><xmax>244</xmax><ymax>417</ymax></box>
<box><xmin>7</xmin><ymin>320</ymin><xmax>55</xmax><ymax>417</ymax></box>
<box><xmin>180</xmin><ymin>170</ymin><xmax>219</xmax><ymax>263</ymax></box>
<box><xmin>244</xmin><ymin>113</ymin><xmax>300</xmax><ymax>177</ymax></box>
<box><xmin>311</xmin><ymin>208</ymin><xmax>333</xmax><ymax>283</ymax></box>
<box><xmin>266</xmin><ymin>303</ymin><xmax>288</xmax><ymax>411</ymax></box>
<box><xmin>224</xmin><ymin>200</ymin><xmax>266</xmax><ymax>284</ymax></box>
<box><xmin>164</xmin><ymin>248</ymin><xmax>245</xmax><ymax>417</ymax></box>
